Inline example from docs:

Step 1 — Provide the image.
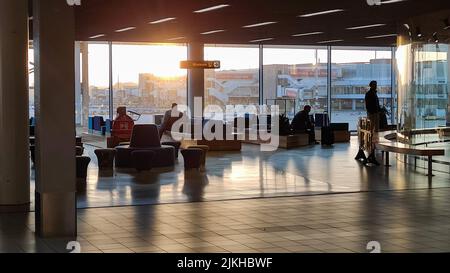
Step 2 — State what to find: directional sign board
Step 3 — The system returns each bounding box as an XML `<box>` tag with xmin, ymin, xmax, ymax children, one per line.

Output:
<box><xmin>180</xmin><ymin>60</ymin><xmax>221</xmax><ymax>69</ymax></box>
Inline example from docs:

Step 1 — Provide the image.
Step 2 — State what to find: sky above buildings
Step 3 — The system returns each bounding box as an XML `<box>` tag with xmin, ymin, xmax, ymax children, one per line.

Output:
<box><xmin>85</xmin><ymin>44</ymin><xmax>393</xmax><ymax>87</ymax></box>
<box><xmin>27</xmin><ymin>44</ymin><xmax>393</xmax><ymax>87</ymax></box>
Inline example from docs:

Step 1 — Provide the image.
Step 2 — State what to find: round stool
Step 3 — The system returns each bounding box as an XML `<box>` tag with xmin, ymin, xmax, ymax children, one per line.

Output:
<box><xmin>187</xmin><ymin>145</ymin><xmax>209</xmax><ymax>170</ymax></box>
<box><xmin>131</xmin><ymin>150</ymin><xmax>156</xmax><ymax>171</ymax></box>
<box><xmin>162</xmin><ymin>141</ymin><xmax>181</xmax><ymax>159</ymax></box>
<box><xmin>94</xmin><ymin>148</ymin><xmax>117</xmax><ymax>169</ymax></box>
<box><xmin>76</xmin><ymin>146</ymin><xmax>84</xmax><ymax>156</ymax></box>
<box><xmin>76</xmin><ymin>156</ymin><xmax>91</xmax><ymax>179</ymax></box>
<box><xmin>76</xmin><ymin>156</ymin><xmax>91</xmax><ymax>192</ymax></box>
<box><xmin>181</xmin><ymin>149</ymin><xmax>204</xmax><ymax>170</ymax></box>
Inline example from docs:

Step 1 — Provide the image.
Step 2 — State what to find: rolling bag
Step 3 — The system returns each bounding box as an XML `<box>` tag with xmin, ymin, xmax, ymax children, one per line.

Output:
<box><xmin>321</xmin><ymin>113</ymin><xmax>335</xmax><ymax>146</ymax></box>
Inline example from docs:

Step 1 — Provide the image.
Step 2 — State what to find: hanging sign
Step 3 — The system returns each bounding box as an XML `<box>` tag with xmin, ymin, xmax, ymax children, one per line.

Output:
<box><xmin>180</xmin><ymin>61</ymin><xmax>221</xmax><ymax>69</ymax></box>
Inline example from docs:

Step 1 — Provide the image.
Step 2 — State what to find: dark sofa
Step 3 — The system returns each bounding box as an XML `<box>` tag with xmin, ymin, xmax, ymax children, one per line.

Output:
<box><xmin>115</xmin><ymin>124</ymin><xmax>175</xmax><ymax>168</ymax></box>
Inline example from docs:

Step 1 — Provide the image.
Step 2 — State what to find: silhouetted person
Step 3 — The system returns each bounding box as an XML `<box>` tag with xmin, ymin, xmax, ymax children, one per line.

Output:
<box><xmin>292</xmin><ymin>105</ymin><xmax>317</xmax><ymax>144</ymax></box>
<box><xmin>365</xmin><ymin>81</ymin><xmax>381</xmax><ymax>132</ymax></box>
<box><xmin>159</xmin><ymin>103</ymin><xmax>183</xmax><ymax>138</ymax></box>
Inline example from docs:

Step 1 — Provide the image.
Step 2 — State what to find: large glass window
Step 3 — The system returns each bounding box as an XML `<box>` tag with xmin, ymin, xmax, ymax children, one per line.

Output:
<box><xmin>263</xmin><ymin>46</ymin><xmax>328</xmax><ymax>119</ymax></box>
<box><xmin>111</xmin><ymin>43</ymin><xmax>187</xmax><ymax>124</ymax></box>
<box><xmin>331</xmin><ymin>47</ymin><xmax>392</xmax><ymax>130</ymax></box>
<box><xmin>29</xmin><ymin>43</ymin><xmax>34</xmax><ymax>119</ymax></box>
<box><xmin>204</xmin><ymin>45</ymin><xmax>260</xmax><ymax>118</ymax></box>
<box><xmin>88</xmin><ymin>43</ymin><xmax>110</xmax><ymax>120</ymax></box>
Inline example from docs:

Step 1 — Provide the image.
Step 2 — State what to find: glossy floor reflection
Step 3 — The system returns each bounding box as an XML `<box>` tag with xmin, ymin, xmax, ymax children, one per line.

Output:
<box><xmin>1</xmin><ymin>188</ymin><xmax>449</xmax><ymax>253</ymax></box>
<box><xmin>28</xmin><ymin>137</ymin><xmax>450</xmax><ymax>209</ymax></box>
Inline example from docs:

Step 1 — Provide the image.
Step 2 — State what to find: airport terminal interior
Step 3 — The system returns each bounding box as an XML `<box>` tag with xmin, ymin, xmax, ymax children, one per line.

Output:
<box><xmin>0</xmin><ymin>0</ymin><xmax>450</xmax><ymax>253</ymax></box>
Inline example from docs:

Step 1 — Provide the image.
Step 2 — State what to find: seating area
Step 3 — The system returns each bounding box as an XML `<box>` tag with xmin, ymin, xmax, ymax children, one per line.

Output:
<box><xmin>171</xmin><ymin>119</ymin><xmax>243</xmax><ymax>151</ymax></box>
<box><xmin>2</xmin><ymin>0</ymin><xmax>450</xmax><ymax>256</ymax></box>
<box><xmin>115</xmin><ymin>125</ymin><xmax>176</xmax><ymax>168</ymax></box>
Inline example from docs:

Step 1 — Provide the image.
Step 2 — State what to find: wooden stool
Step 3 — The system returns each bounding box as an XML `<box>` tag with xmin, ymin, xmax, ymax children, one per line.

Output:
<box><xmin>181</xmin><ymin>149</ymin><xmax>204</xmax><ymax>170</ymax></box>
<box><xmin>187</xmin><ymin>145</ymin><xmax>209</xmax><ymax>171</ymax></box>
<box><xmin>162</xmin><ymin>141</ymin><xmax>182</xmax><ymax>159</ymax></box>
<box><xmin>76</xmin><ymin>156</ymin><xmax>91</xmax><ymax>191</ymax></box>
<box><xmin>94</xmin><ymin>148</ymin><xmax>116</xmax><ymax>169</ymax></box>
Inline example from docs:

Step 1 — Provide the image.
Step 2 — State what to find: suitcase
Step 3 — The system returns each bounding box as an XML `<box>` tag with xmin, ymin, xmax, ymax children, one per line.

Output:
<box><xmin>321</xmin><ymin>126</ymin><xmax>335</xmax><ymax>146</ymax></box>
<box><xmin>321</xmin><ymin>113</ymin><xmax>335</xmax><ymax>146</ymax></box>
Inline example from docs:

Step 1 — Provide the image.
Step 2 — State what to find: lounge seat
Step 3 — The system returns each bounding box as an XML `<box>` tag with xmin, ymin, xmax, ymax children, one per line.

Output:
<box><xmin>115</xmin><ymin>124</ymin><xmax>175</xmax><ymax>168</ymax></box>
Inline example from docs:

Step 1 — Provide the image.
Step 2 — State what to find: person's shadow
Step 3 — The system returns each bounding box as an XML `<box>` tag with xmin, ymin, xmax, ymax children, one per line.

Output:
<box><xmin>182</xmin><ymin>170</ymin><xmax>209</xmax><ymax>202</ymax></box>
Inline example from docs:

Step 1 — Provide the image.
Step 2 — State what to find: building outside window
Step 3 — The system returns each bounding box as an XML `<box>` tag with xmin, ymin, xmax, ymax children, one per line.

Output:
<box><xmin>331</xmin><ymin>47</ymin><xmax>393</xmax><ymax>130</ymax></box>
<box><xmin>111</xmin><ymin>43</ymin><xmax>187</xmax><ymax>124</ymax></box>
<box><xmin>263</xmin><ymin>46</ymin><xmax>328</xmax><ymax>119</ymax></box>
<box><xmin>87</xmin><ymin>43</ymin><xmax>110</xmax><ymax>120</ymax></box>
<box><xmin>204</xmin><ymin>44</ymin><xmax>260</xmax><ymax>119</ymax></box>
<box><xmin>29</xmin><ymin>44</ymin><xmax>34</xmax><ymax>119</ymax></box>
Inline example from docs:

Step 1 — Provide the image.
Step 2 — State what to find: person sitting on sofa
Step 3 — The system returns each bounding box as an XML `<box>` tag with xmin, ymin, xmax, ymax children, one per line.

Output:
<box><xmin>159</xmin><ymin>103</ymin><xmax>183</xmax><ymax>139</ymax></box>
<box><xmin>291</xmin><ymin>105</ymin><xmax>318</xmax><ymax>144</ymax></box>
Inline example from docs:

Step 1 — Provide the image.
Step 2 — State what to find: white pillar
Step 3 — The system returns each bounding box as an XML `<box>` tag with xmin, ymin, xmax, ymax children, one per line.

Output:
<box><xmin>33</xmin><ymin>0</ymin><xmax>77</xmax><ymax>238</ymax></box>
<box><xmin>0</xmin><ymin>0</ymin><xmax>30</xmax><ymax>212</ymax></box>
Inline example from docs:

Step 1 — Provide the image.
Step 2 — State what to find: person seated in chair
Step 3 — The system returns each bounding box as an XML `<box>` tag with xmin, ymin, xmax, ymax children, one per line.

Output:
<box><xmin>159</xmin><ymin>103</ymin><xmax>183</xmax><ymax>139</ymax></box>
<box><xmin>291</xmin><ymin>105</ymin><xmax>318</xmax><ymax>144</ymax></box>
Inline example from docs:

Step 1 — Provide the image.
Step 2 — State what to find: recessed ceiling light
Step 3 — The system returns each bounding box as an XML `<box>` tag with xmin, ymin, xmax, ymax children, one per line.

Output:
<box><xmin>201</xmin><ymin>29</ymin><xmax>226</xmax><ymax>35</ymax></box>
<box><xmin>149</xmin><ymin>17</ymin><xmax>176</xmax><ymax>24</ymax></box>
<box><xmin>381</xmin><ymin>0</ymin><xmax>407</xmax><ymax>4</ymax></box>
<box><xmin>292</xmin><ymin>32</ymin><xmax>324</xmax><ymax>37</ymax></box>
<box><xmin>194</xmin><ymin>4</ymin><xmax>230</xmax><ymax>13</ymax></box>
<box><xmin>366</xmin><ymin>34</ymin><xmax>398</xmax><ymax>39</ymax></box>
<box><xmin>243</xmin><ymin>21</ymin><xmax>277</xmax><ymax>28</ymax></box>
<box><xmin>89</xmin><ymin>34</ymin><xmax>106</xmax><ymax>39</ymax></box>
<box><xmin>416</xmin><ymin>27</ymin><xmax>422</xmax><ymax>38</ymax></box>
<box><xmin>317</xmin><ymin>39</ymin><xmax>344</xmax><ymax>44</ymax></box>
<box><xmin>115</xmin><ymin>27</ymin><xmax>136</xmax><ymax>33</ymax></box>
<box><xmin>347</xmin><ymin>24</ymin><xmax>386</xmax><ymax>30</ymax></box>
<box><xmin>249</xmin><ymin>38</ymin><xmax>274</xmax><ymax>43</ymax></box>
<box><xmin>432</xmin><ymin>32</ymin><xmax>439</xmax><ymax>43</ymax></box>
<box><xmin>167</xmin><ymin>36</ymin><xmax>185</xmax><ymax>41</ymax></box>
<box><xmin>299</xmin><ymin>9</ymin><xmax>344</xmax><ymax>18</ymax></box>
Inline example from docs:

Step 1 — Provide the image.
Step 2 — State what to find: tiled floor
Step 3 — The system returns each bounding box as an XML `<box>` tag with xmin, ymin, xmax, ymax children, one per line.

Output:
<box><xmin>1</xmin><ymin>189</ymin><xmax>449</xmax><ymax>253</ymax></box>
<box><xmin>28</xmin><ymin>138</ymin><xmax>450</xmax><ymax>209</ymax></box>
<box><xmin>2</xmin><ymin>138</ymin><xmax>448</xmax><ymax>253</ymax></box>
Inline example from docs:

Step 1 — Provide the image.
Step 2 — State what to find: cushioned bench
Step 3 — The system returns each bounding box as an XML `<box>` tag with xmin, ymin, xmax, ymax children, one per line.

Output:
<box><xmin>115</xmin><ymin>124</ymin><xmax>175</xmax><ymax>168</ymax></box>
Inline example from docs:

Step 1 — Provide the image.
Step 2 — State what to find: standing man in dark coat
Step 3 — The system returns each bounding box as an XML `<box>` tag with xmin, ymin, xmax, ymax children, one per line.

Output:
<box><xmin>365</xmin><ymin>81</ymin><xmax>381</xmax><ymax>132</ymax></box>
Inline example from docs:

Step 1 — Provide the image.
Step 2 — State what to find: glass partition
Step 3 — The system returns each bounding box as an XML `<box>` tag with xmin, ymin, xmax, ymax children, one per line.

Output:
<box><xmin>396</xmin><ymin>38</ymin><xmax>450</xmax><ymax>173</ymax></box>
<box><xmin>397</xmin><ymin>42</ymin><xmax>449</xmax><ymax>137</ymax></box>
